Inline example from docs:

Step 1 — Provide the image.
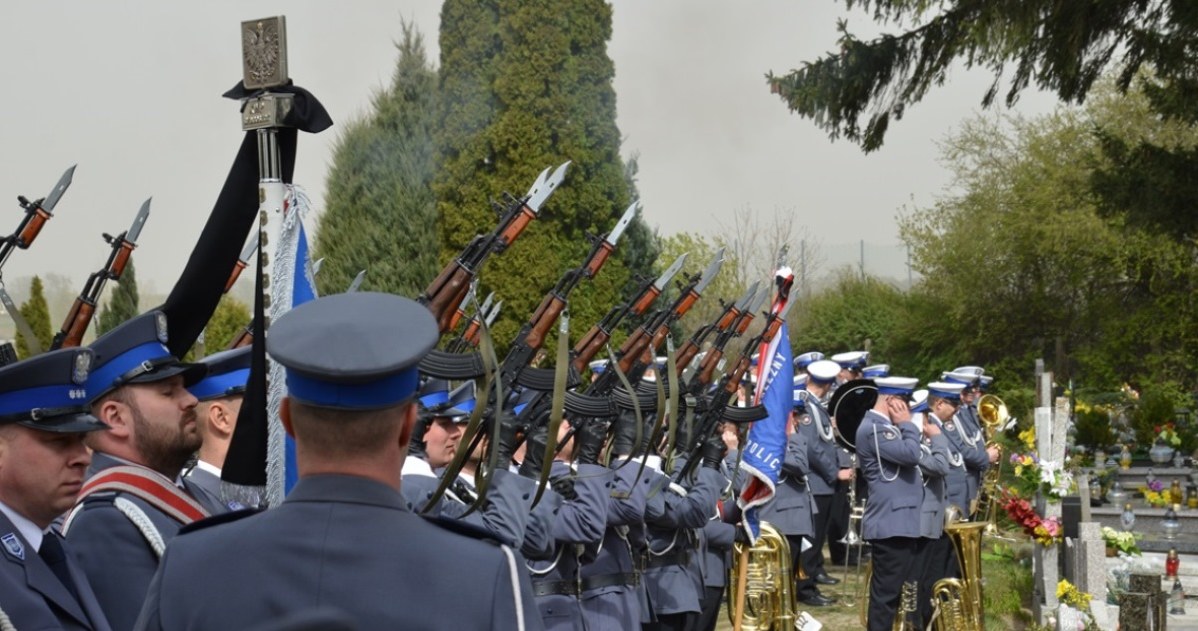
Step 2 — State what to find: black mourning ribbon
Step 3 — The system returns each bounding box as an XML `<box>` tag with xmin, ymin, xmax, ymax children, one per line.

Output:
<box><xmin>39</xmin><ymin>535</ymin><xmax>81</xmax><ymax>603</ymax></box>
<box><xmin>222</xmin><ymin>81</ymin><xmax>333</xmax><ymax>134</ymax></box>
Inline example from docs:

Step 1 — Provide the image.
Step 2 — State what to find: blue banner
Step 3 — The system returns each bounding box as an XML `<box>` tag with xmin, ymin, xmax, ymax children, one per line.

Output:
<box><xmin>283</xmin><ymin>222</ymin><xmax>318</xmax><ymax>494</ymax></box>
<box><xmin>738</xmin><ymin>321</ymin><xmax>793</xmax><ymax>542</ymax></box>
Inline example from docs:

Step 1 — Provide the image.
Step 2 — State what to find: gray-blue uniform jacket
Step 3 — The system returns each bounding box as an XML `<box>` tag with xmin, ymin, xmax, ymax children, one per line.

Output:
<box><xmin>527</xmin><ymin>462</ymin><xmax>610</xmax><ymax>631</ymax></box>
<box><xmin>929</xmin><ymin>416</ymin><xmax>970</xmax><ymax>515</ymax></box>
<box><xmin>181</xmin><ymin>464</ymin><xmax>234</xmax><ymax>516</ymax></box>
<box><xmin>699</xmin><ymin>458</ymin><xmax>738</xmax><ymax>590</ymax></box>
<box><xmin>945</xmin><ymin>408</ymin><xmax>989</xmax><ymax>513</ymax></box>
<box><xmin>64</xmin><ymin>452</ymin><xmax>188</xmax><ymax>631</ymax></box>
<box><xmin>916</xmin><ymin>430</ymin><xmax>953</xmax><ymax>539</ymax></box>
<box><xmin>133</xmin><ymin>474</ymin><xmax>543</xmax><ymax>631</ymax></box>
<box><xmin>797</xmin><ymin>391</ymin><xmax>840</xmax><ymax>496</ymax></box>
<box><xmin>0</xmin><ymin>511</ymin><xmax>113</xmax><ymax>631</ymax></box>
<box><xmin>400</xmin><ymin>458</ymin><xmax>537</xmax><ymax>549</ymax></box>
<box><xmin>758</xmin><ymin>431</ymin><xmax>815</xmax><ymax>537</ymax></box>
<box><xmin>642</xmin><ymin>460</ymin><xmax>723</xmax><ymax>620</ymax></box>
<box><xmin>856</xmin><ymin>411</ymin><xmax>924</xmax><ymax>541</ymax></box>
<box><xmin>580</xmin><ymin>459</ymin><xmax>653</xmax><ymax>630</ymax></box>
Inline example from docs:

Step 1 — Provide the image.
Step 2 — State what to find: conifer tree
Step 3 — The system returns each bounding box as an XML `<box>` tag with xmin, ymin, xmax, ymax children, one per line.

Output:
<box><xmin>314</xmin><ymin>22</ymin><xmax>440</xmax><ymax>297</ymax></box>
<box><xmin>97</xmin><ymin>259</ymin><xmax>140</xmax><ymax>335</ymax></box>
<box><xmin>436</xmin><ymin>0</ymin><xmax>658</xmax><ymax>344</ymax></box>
<box><xmin>16</xmin><ymin>276</ymin><xmax>52</xmax><ymax>359</ymax></box>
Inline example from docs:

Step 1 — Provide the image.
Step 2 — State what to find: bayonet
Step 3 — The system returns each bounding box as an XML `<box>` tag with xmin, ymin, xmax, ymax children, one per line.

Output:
<box><xmin>525</xmin><ymin>162</ymin><xmax>570</xmax><ymax>214</ymax></box>
<box><xmin>694</xmin><ymin>247</ymin><xmax>726</xmax><ymax>295</ymax></box>
<box><xmin>737</xmin><ymin>281</ymin><xmax>762</xmax><ymax>312</ymax></box>
<box><xmin>476</xmin><ymin>292</ymin><xmax>495</xmax><ymax>319</ymax></box>
<box><xmin>347</xmin><ymin>269</ymin><xmax>366</xmax><ymax>293</ymax></box>
<box><xmin>125</xmin><ymin>198</ymin><xmax>151</xmax><ymax>246</ymax></box>
<box><xmin>311</xmin><ymin>258</ymin><xmax>324</xmax><ymax>277</ymax></box>
<box><xmin>225</xmin><ymin>232</ymin><xmax>261</xmax><ymax>293</ymax></box>
<box><xmin>9</xmin><ymin>165</ymin><xmax>75</xmax><ymax>257</ymax></box>
<box><xmin>605</xmin><ymin>200</ymin><xmax>638</xmax><ymax>246</ymax></box>
<box><xmin>484</xmin><ymin>300</ymin><xmax>502</xmax><ymax>328</ymax></box>
<box><xmin>0</xmin><ymin>286</ymin><xmax>42</xmax><ymax>356</ymax></box>
<box><xmin>654</xmin><ymin>253</ymin><xmax>688</xmax><ymax>292</ymax></box>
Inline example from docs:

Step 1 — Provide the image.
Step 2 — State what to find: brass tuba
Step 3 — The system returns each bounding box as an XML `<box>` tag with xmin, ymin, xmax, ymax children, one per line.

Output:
<box><xmin>727</xmin><ymin>521</ymin><xmax>796</xmax><ymax>631</ymax></box>
<box><xmin>930</xmin><ymin>513</ymin><xmax>987</xmax><ymax>631</ymax></box>
<box><xmin>975</xmin><ymin>394</ymin><xmax>1009</xmax><ymax>534</ymax></box>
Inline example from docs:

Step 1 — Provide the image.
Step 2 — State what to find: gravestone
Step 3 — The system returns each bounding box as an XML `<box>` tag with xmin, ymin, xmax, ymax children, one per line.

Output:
<box><xmin>1119</xmin><ymin>572</ymin><xmax>1166</xmax><ymax>631</ymax></box>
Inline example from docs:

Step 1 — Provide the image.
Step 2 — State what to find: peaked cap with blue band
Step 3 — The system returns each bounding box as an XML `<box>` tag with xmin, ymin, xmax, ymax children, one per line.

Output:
<box><xmin>979</xmin><ymin>375</ymin><xmax>994</xmax><ymax>391</ymax></box>
<box><xmin>87</xmin><ymin>310</ymin><xmax>207</xmax><ymax>404</ymax></box>
<box><xmin>418</xmin><ymin>378</ymin><xmax>452</xmax><ymax>411</ymax></box>
<box><xmin>862</xmin><ymin>364</ymin><xmax>890</xmax><ymax>378</ymax></box>
<box><xmin>875</xmin><ymin>376</ymin><xmax>918</xmax><ymax>396</ymax></box>
<box><xmin>831</xmin><ymin>350</ymin><xmax>869</xmax><ymax>370</ymax></box>
<box><xmin>942</xmin><ymin>370</ymin><xmax>981</xmax><ymax>387</ymax></box>
<box><xmin>189</xmin><ymin>346</ymin><xmax>252</xmax><ymax>402</ymax></box>
<box><xmin>927</xmin><ymin>381</ymin><xmax>966</xmax><ymax>401</ymax></box>
<box><xmin>794</xmin><ymin>351</ymin><xmax>824</xmax><ymax>370</ymax></box>
<box><xmin>266</xmin><ymin>292</ymin><xmax>438</xmax><ymax>410</ymax></box>
<box><xmin>0</xmin><ymin>348</ymin><xmax>108</xmax><ymax>433</ymax></box>
<box><xmin>910</xmin><ymin>389</ymin><xmax>929</xmax><ymax>413</ymax></box>
<box><xmin>806</xmin><ymin>360</ymin><xmax>841</xmax><ymax>384</ymax></box>
<box><xmin>953</xmin><ymin>366</ymin><xmax>985</xmax><ymax>377</ymax></box>
<box><xmin>427</xmin><ymin>381</ymin><xmax>476</xmax><ymax>423</ymax></box>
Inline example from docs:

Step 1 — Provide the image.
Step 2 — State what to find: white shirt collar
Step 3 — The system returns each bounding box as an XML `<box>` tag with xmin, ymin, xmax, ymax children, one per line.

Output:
<box><xmin>401</xmin><ymin>457</ymin><xmax>436</xmax><ymax>478</ymax></box>
<box><xmin>193</xmin><ymin>460</ymin><xmax>221</xmax><ymax>478</ymax></box>
<box><xmin>0</xmin><ymin>499</ymin><xmax>44</xmax><ymax>552</ymax></box>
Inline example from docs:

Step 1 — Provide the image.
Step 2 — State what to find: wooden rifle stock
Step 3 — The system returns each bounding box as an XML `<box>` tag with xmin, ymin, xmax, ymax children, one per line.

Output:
<box><xmin>110</xmin><ymin>242</ymin><xmax>136</xmax><ymax>280</ymax></box>
<box><xmin>462</xmin><ymin>319</ymin><xmax>482</xmax><ymax>346</ymax></box>
<box><xmin>630</xmin><ymin>286</ymin><xmax>660</xmax><ymax>315</ymax></box>
<box><xmin>224</xmin><ymin>260</ymin><xmax>247</xmax><ymax>293</ymax></box>
<box><xmin>228</xmin><ymin>325</ymin><xmax>253</xmax><ymax>350</ymax></box>
<box><xmin>674</xmin><ymin>340</ymin><xmax>702</xmax><ymax>373</ymax></box>
<box><xmin>56</xmin><ymin>298</ymin><xmax>94</xmax><ymax>349</ymax></box>
<box><xmin>447</xmin><ymin>305</ymin><xmax>467</xmax><ymax>334</ymax></box>
<box><xmin>422</xmin><ymin>263</ymin><xmax>472</xmax><ymax>333</ymax></box>
<box><xmin>496</xmin><ymin>206</ymin><xmax>536</xmax><ymax>251</ymax></box>
<box><xmin>16</xmin><ymin>208</ymin><xmax>49</xmax><ymax>249</ymax></box>
<box><xmin>571</xmin><ymin>325</ymin><xmax>608</xmax><ymax>373</ymax></box>
<box><xmin>583</xmin><ymin>242</ymin><xmax>613</xmax><ymax>278</ymax></box>
<box><xmin>674</xmin><ymin>290</ymin><xmax>699</xmax><ymax>318</ymax></box>
<box><xmin>697</xmin><ymin>349</ymin><xmax>723</xmax><ymax>385</ymax></box>
<box><xmin>525</xmin><ymin>295</ymin><xmax>566</xmax><ymax>349</ymax></box>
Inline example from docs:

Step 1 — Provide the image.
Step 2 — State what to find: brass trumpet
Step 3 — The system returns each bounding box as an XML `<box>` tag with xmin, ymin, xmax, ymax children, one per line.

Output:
<box><xmin>975</xmin><ymin>394</ymin><xmax>1009</xmax><ymax>536</ymax></box>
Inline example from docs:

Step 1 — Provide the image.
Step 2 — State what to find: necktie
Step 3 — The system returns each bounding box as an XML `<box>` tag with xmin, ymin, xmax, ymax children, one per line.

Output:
<box><xmin>39</xmin><ymin>534</ymin><xmax>81</xmax><ymax>602</ymax></box>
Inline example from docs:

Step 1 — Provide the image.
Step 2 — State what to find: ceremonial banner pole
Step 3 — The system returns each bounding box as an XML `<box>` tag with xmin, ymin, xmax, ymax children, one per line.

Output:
<box><xmin>239</xmin><ymin>16</ymin><xmax>296</xmax><ymax>507</ymax></box>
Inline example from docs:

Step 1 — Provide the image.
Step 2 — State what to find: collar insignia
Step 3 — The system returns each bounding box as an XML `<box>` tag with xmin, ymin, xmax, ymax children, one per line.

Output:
<box><xmin>2</xmin><ymin>533</ymin><xmax>24</xmax><ymax>560</ymax></box>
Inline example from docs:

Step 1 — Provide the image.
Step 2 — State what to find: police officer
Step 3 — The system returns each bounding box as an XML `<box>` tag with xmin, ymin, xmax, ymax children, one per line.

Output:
<box><xmin>941</xmin><ymin>370</ymin><xmax>995</xmax><ymax>518</ymax></box>
<box><xmin>183</xmin><ymin>346</ymin><xmax>251</xmax><ymax>515</ymax></box>
<box><xmin>794</xmin><ymin>359</ymin><xmax>847</xmax><ymax>595</ymax></box>
<box><xmin>830</xmin><ymin>351</ymin><xmax>868</xmax><ymax>386</ymax></box>
<box><xmin>65</xmin><ymin>311</ymin><xmax>208</xmax><ymax>631</ymax></box>
<box><xmin>913</xmin><ymin>383</ymin><xmax>957</xmax><ymax>626</ymax></box>
<box><xmin>0</xmin><ymin>348</ymin><xmax>112</xmax><ymax>631</ymax></box>
<box><xmin>856</xmin><ymin>376</ymin><xmax>922</xmax><ymax>631</ymax></box>
<box><xmin>759</xmin><ymin>398</ymin><xmax>822</xmax><ymax>605</ymax></box>
<box><xmin>133</xmin><ymin>292</ymin><xmax>542</xmax><ymax>630</ymax></box>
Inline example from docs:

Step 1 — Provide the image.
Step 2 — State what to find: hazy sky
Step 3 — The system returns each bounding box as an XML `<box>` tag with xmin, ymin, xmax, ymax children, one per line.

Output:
<box><xmin>0</xmin><ymin>1</ymin><xmax>1058</xmax><ymax>298</ymax></box>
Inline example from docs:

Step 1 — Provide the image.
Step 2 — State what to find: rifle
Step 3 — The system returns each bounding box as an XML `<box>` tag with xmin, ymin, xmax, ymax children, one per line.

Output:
<box><xmin>51</xmin><ymin>199</ymin><xmax>150</xmax><ymax>349</ymax></box>
<box><xmin>685</xmin><ymin>285</ymin><xmax>767</xmax><ymax>392</ymax></box>
<box><xmin>445</xmin><ymin>292</ymin><xmax>498</xmax><ymax>354</ymax></box>
<box><xmin>419</xmin><ymin>162</ymin><xmax>569</xmax><ymax>333</ymax></box>
<box><xmin>569</xmin><ymin>253</ymin><xmax>687</xmax><ymax>374</ymax></box>
<box><xmin>672</xmin><ymin>281</ymin><xmax>761</xmax><ymax>377</ymax></box>
<box><xmin>226</xmin><ymin>255</ymin><xmax>329</xmax><ymax>351</ymax></box>
<box><xmin>673</xmin><ymin>278</ymin><xmax>795</xmax><ymax>483</ymax></box>
<box><xmin>0</xmin><ymin>166</ymin><xmax>76</xmax><ymax>358</ymax></box>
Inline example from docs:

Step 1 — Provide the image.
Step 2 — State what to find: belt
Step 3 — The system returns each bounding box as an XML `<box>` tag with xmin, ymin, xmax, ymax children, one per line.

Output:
<box><xmin>581</xmin><ymin>571</ymin><xmax>639</xmax><ymax>592</ymax></box>
<box><xmin>532</xmin><ymin>579</ymin><xmax>580</xmax><ymax>597</ymax></box>
<box><xmin>646</xmin><ymin>549</ymin><xmax>689</xmax><ymax>569</ymax></box>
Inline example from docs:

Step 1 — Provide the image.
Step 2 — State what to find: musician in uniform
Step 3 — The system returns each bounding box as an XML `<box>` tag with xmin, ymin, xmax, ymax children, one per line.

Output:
<box><xmin>133</xmin><ymin>292</ymin><xmax>542</xmax><ymax>630</ymax></box>
<box><xmin>759</xmin><ymin>397</ymin><xmax>822</xmax><ymax>605</ymax></box>
<box><xmin>792</xmin><ymin>351</ymin><xmax>824</xmax><ymax>376</ymax></box>
<box><xmin>941</xmin><ymin>370</ymin><xmax>997</xmax><ymax>518</ymax></box>
<box><xmin>794</xmin><ymin>359</ymin><xmax>849</xmax><ymax>592</ymax></box>
<box><xmin>856</xmin><ymin>376</ymin><xmax>922</xmax><ymax>631</ymax></box>
<box><xmin>913</xmin><ymin>382</ymin><xmax>958</xmax><ymax>626</ymax></box>
<box><xmin>0</xmin><ymin>348</ymin><xmax>113</xmax><ymax>631</ymax></box>
<box><xmin>183</xmin><ymin>346</ymin><xmax>250</xmax><ymax>515</ymax></box>
<box><xmin>830</xmin><ymin>351</ymin><xmax>868</xmax><ymax>385</ymax></box>
<box><xmin>65</xmin><ymin>311</ymin><xmax>208</xmax><ymax>631</ymax></box>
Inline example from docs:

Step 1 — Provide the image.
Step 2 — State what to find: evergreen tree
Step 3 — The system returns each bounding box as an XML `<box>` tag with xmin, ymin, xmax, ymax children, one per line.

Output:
<box><xmin>16</xmin><ymin>276</ymin><xmax>52</xmax><ymax>359</ymax></box>
<box><xmin>97</xmin><ymin>259</ymin><xmax>140</xmax><ymax>335</ymax></box>
<box><xmin>182</xmin><ymin>295</ymin><xmax>251</xmax><ymax>362</ymax></box>
<box><xmin>436</xmin><ymin>0</ymin><xmax>657</xmax><ymax>345</ymax></box>
<box><xmin>769</xmin><ymin>1</ymin><xmax>1198</xmax><ymax>152</ymax></box>
<box><xmin>314</xmin><ymin>23</ymin><xmax>440</xmax><ymax>297</ymax></box>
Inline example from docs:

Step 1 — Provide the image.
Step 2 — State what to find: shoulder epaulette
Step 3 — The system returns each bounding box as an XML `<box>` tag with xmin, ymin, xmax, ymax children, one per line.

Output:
<box><xmin>178</xmin><ymin>508</ymin><xmax>262</xmax><ymax>535</ymax></box>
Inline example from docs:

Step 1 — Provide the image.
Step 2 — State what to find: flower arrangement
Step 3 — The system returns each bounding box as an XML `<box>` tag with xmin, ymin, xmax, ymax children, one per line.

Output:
<box><xmin>1100</xmin><ymin>526</ymin><xmax>1142</xmax><ymax>556</ymax></box>
<box><xmin>1143</xmin><ymin>488</ymin><xmax>1171</xmax><ymax>508</ymax></box>
<box><xmin>1057</xmin><ymin>579</ymin><xmax>1092</xmax><ymax>610</ymax></box>
<box><xmin>1003</xmin><ymin>492</ymin><xmax>1063</xmax><ymax>546</ymax></box>
<box><xmin>1156</xmin><ymin>422</ymin><xmax>1182</xmax><ymax>447</ymax></box>
<box><xmin>1019</xmin><ymin>426</ymin><xmax>1037</xmax><ymax>451</ymax></box>
<box><xmin>1009</xmin><ymin>452</ymin><xmax>1075</xmax><ymax>501</ymax></box>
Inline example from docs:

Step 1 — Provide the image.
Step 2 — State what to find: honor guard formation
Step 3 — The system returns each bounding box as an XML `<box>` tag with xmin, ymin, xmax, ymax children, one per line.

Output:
<box><xmin>0</xmin><ymin>15</ymin><xmax>1009</xmax><ymax>631</ymax></box>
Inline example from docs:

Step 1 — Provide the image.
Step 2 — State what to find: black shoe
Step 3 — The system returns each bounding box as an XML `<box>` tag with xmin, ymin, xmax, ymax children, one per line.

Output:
<box><xmin>798</xmin><ymin>593</ymin><xmax>835</xmax><ymax>607</ymax></box>
<box><xmin>814</xmin><ymin>573</ymin><xmax>840</xmax><ymax>585</ymax></box>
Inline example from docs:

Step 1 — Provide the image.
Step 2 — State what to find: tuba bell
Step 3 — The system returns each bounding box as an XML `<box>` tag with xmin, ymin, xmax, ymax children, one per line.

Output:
<box><xmin>727</xmin><ymin>522</ymin><xmax>796</xmax><ymax>631</ymax></box>
<box><xmin>975</xmin><ymin>394</ymin><xmax>1009</xmax><ymax>535</ymax></box>
<box><xmin>930</xmin><ymin>507</ymin><xmax>987</xmax><ymax>631</ymax></box>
